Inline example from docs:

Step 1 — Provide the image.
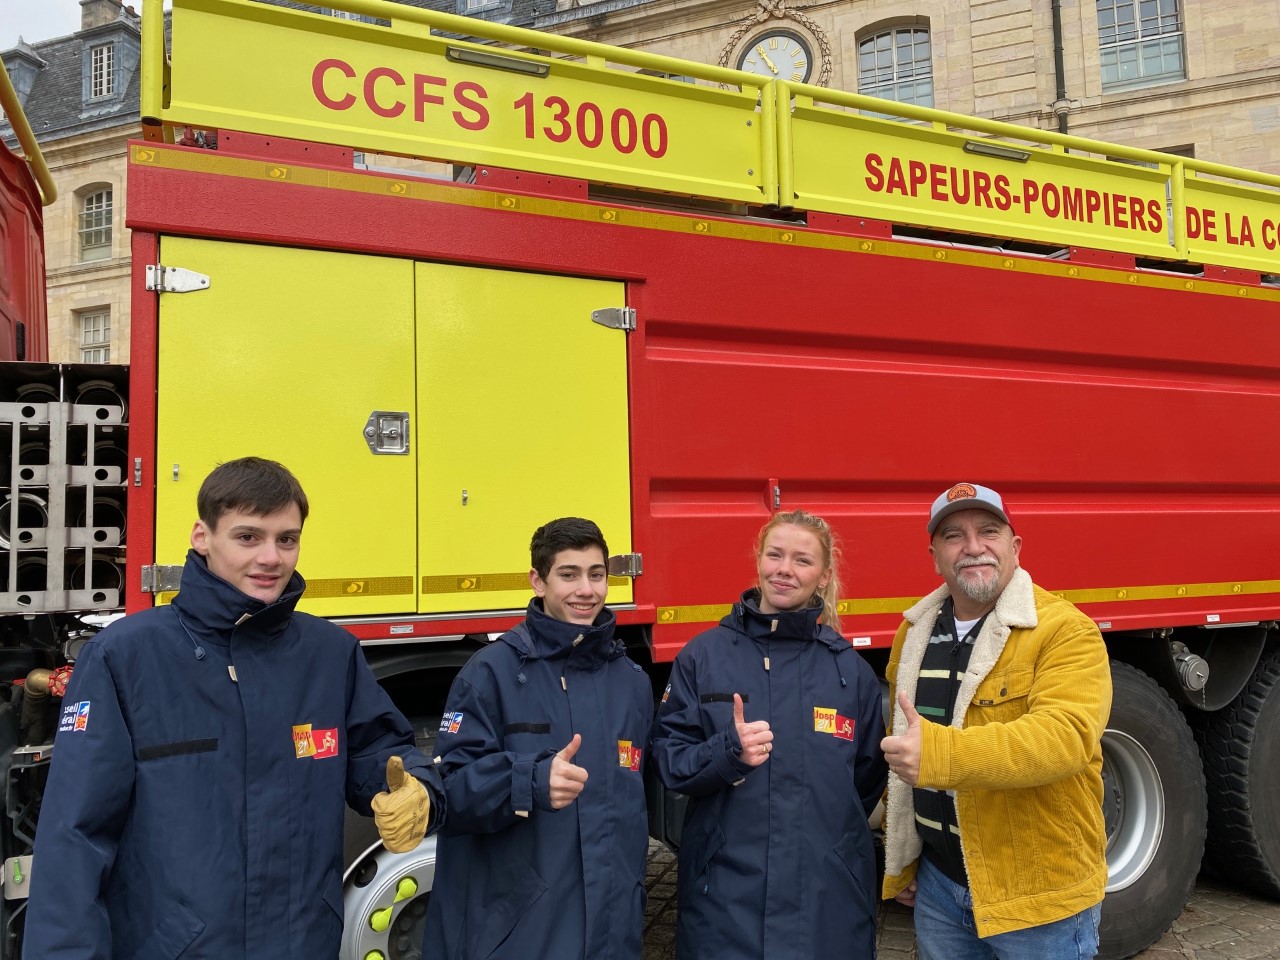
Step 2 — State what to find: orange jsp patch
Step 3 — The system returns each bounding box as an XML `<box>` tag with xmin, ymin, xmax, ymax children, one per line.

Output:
<box><xmin>813</xmin><ymin>707</ymin><xmax>836</xmax><ymax>733</ymax></box>
<box><xmin>293</xmin><ymin>724</ymin><xmax>316</xmax><ymax>757</ymax></box>
<box><xmin>617</xmin><ymin>740</ymin><xmax>642</xmax><ymax>771</ymax></box>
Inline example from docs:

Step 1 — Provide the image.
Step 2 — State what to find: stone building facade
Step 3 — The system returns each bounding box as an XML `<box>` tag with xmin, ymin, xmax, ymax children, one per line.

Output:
<box><xmin>2</xmin><ymin>0</ymin><xmax>141</xmax><ymax>365</ymax></box>
<box><xmin>3</xmin><ymin>0</ymin><xmax>1278</xmax><ymax>367</ymax></box>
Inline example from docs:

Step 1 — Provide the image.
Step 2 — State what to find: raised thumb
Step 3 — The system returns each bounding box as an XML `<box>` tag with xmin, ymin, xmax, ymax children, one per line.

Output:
<box><xmin>559</xmin><ymin>733</ymin><xmax>582</xmax><ymax>762</ymax></box>
<box><xmin>733</xmin><ymin>693</ymin><xmax>745</xmax><ymax>726</ymax></box>
<box><xmin>386</xmin><ymin>754</ymin><xmax>406</xmax><ymax>791</ymax></box>
<box><xmin>899</xmin><ymin>691</ymin><xmax>921</xmax><ymax>726</ymax></box>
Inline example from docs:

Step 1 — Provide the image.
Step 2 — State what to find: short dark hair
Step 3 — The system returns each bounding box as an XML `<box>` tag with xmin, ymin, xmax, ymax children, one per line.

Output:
<box><xmin>530</xmin><ymin>517</ymin><xmax>608</xmax><ymax>579</ymax></box>
<box><xmin>197</xmin><ymin>457</ymin><xmax>310</xmax><ymax>530</ymax></box>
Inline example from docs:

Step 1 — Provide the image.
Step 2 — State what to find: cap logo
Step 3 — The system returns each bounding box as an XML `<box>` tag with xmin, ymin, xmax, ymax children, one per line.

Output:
<box><xmin>946</xmin><ymin>483</ymin><xmax>977</xmax><ymax>502</ymax></box>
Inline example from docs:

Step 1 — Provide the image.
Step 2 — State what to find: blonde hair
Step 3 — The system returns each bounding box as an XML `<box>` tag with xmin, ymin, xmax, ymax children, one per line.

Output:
<box><xmin>754</xmin><ymin>509</ymin><xmax>843</xmax><ymax>631</ymax></box>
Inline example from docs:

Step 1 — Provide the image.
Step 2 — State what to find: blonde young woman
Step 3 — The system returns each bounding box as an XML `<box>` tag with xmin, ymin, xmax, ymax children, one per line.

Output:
<box><xmin>651</xmin><ymin>509</ymin><xmax>888</xmax><ymax>960</ymax></box>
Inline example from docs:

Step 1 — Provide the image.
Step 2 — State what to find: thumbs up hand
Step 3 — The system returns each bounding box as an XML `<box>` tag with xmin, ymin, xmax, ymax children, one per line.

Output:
<box><xmin>549</xmin><ymin>734</ymin><xmax>589</xmax><ymax>809</ymax></box>
<box><xmin>880</xmin><ymin>691</ymin><xmax>924</xmax><ymax>786</ymax></box>
<box><xmin>371</xmin><ymin>755</ymin><xmax>431</xmax><ymax>852</ymax></box>
<box><xmin>733</xmin><ymin>693</ymin><xmax>773</xmax><ymax>767</ymax></box>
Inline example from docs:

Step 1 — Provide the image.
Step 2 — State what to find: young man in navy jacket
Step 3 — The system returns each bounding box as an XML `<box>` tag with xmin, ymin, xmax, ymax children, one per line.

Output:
<box><xmin>25</xmin><ymin>457</ymin><xmax>441</xmax><ymax>959</ymax></box>
<box><xmin>423</xmin><ymin>517</ymin><xmax>653</xmax><ymax>960</ymax></box>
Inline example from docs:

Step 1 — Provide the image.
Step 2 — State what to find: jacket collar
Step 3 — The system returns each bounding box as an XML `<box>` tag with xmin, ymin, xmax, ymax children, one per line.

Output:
<box><xmin>882</xmin><ymin>567</ymin><xmax>1038</xmax><ymax>880</ymax></box>
<box><xmin>502</xmin><ymin>599</ymin><xmax>620</xmax><ymax>667</ymax></box>
<box><xmin>723</xmin><ymin>589</ymin><xmax>845</xmax><ymax>651</ymax></box>
<box><xmin>170</xmin><ymin>549</ymin><xmax>304</xmax><ymax>646</ymax></box>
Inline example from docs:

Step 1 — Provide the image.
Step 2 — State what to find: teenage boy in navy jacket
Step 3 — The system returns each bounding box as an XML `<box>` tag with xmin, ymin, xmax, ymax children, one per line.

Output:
<box><xmin>424</xmin><ymin>517</ymin><xmax>653</xmax><ymax>960</ymax></box>
<box><xmin>26</xmin><ymin>457</ymin><xmax>440</xmax><ymax>959</ymax></box>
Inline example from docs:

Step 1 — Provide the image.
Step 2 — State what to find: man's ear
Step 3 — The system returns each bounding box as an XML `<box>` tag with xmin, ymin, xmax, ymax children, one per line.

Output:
<box><xmin>191</xmin><ymin>520</ymin><xmax>210</xmax><ymax>555</ymax></box>
<box><xmin>529</xmin><ymin>568</ymin><xmax>547</xmax><ymax>598</ymax></box>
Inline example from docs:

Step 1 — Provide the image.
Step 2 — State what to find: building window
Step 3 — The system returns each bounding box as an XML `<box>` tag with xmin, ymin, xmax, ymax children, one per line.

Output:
<box><xmin>1098</xmin><ymin>0</ymin><xmax>1185</xmax><ymax>90</ymax></box>
<box><xmin>858</xmin><ymin>26</ymin><xmax>933</xmax><ymax>108</ymax></box>
<box><xmin>90</xmin><ymin>43</ymin><xmax>114</xmax><ymax>98</ymax></box>
<box><xmin>325</xmin><ymin>8</ymin><xmax>377</xmax><ymax>23</ymax></box>
<box><xmin>80</xmin><ymin>310</ymin><xmax>111</xmax><ymax>363</ymax></box>
<box><xmin>78</xmin><ymin>189</ymin><xmax>113</xmax><ymax>262</ymax></box>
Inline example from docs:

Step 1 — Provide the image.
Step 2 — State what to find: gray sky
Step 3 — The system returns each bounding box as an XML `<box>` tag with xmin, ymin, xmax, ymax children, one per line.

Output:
<box><xmin>1</xmin><ymin>0</ymin><xmax>167</xmax><ymax>52</ymax></box>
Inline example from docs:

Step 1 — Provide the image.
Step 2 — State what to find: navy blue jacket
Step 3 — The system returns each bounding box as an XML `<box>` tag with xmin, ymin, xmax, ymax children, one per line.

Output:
<box><xmin>25</xmin><ymin>551</ymin><xmax>441</xmax><ymax>960</ymax></box>
<box><xmin>423</xmin><ymin>600</ymin><xmax>652</xmax><ymax>960</ymax></box>
<box><xmin>651</xmin><ymin>591</ymin><xmax>888</xmax><ymax>960</ymax></box>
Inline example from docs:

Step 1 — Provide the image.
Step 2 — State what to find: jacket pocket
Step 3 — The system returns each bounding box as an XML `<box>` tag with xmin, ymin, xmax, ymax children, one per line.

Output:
<box><xmin>121</xmin><ymin>900</ymin><xmax>204</xmax><ymax>960</ymax></box>
<box><xmin>972</xmin><ymin>666</ymin><xmax>1033</xmax><ymax>722</ymax></box>
<box><xmin>679</xmin><ymin>821</ymin><xmax>725</xmax><ymax>898</ymax></box>
<box><xmin>832</xmin><ymin>829</ymin><xmax>875</xmax><ymax>910</ymax></box>
<box><xmin>138</xmin><ymin>738</ymin><xmax>218</xmax><ymax>761</ymax></box>
<box><xmin>468</xmin><ymin>861</ymin><xmax>549</xmax><ymax>959</ymax></box>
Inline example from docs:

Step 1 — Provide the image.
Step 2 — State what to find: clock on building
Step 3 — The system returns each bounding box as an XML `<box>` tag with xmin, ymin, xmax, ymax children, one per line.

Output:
<box><xmin>737</xmin><ymin>30</ymin><xmax>813</xmax><ymax>83</ymax></box>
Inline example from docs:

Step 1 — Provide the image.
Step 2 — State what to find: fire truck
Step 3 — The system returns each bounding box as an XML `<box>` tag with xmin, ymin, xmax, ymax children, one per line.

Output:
<box><xmin>3</xmin><ymin>0</ymin><xmax>1280</xmax><ymax>956</ymax></box>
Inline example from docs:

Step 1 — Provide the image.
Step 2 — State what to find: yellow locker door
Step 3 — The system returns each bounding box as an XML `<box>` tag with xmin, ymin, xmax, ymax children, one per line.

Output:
<box><xmin>155</xmin><ymin>238</ymin><xmax>418</xmax><ymax>617</ymax></box>
<box><xmin>416</xmin><ymin>264</ymin><xmax>633</xmax><ymax>613</ymax></box>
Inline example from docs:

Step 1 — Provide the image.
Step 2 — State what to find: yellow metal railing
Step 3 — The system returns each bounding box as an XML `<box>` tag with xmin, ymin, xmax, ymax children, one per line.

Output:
<box><xmin>0</xmin><ymin>57</ymin><xmax>56</xmax><ymax>205</ymax></box>
<box><xmin>143</xmin><ymin>0</ymin><xmax>1280</xmax><ymax>274</ymax></box>
<box><xmin>144</xmin><ymin>0</ymin><xmax>776</xmax><ymax>205</ymax></box>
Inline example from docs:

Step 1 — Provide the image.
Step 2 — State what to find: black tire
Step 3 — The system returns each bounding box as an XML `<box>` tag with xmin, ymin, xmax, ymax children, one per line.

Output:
<box><xmin>1195</xmin><ymin>645</ymin><xmax>1280</xmax><ymax>899</ymax></box>
<box><xmin>1098</xmin><ymin>661</ymin><xmax>1206</xmax><ymax>959</ymax></box>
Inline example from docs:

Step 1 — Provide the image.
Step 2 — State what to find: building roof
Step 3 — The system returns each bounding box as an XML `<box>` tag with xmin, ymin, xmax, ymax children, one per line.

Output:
<box><xmin>1</xmin><ymin>12</ymin><xmax>143</xmax><ymax>150</ymax></box>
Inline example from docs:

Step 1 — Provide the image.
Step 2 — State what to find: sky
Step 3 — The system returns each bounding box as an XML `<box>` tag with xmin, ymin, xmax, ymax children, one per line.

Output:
<box><xmin>1</xmin><ymin>0</ymin><xmax>168</xmax><ymax>51</ymax></box>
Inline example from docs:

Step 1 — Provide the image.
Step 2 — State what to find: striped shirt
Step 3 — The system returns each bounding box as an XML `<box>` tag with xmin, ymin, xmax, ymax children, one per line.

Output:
<box><xmin>912</xmin><ymin>597</ymin><xmax>986</xmax><ymax>887</ymax></box>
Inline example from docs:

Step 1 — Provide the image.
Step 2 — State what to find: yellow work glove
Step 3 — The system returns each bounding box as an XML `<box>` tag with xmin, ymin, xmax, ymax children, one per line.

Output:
<box><xmin>371</xmin><ymin>755</ymin><xmax>430</xmax><ymax>853</ymax></box>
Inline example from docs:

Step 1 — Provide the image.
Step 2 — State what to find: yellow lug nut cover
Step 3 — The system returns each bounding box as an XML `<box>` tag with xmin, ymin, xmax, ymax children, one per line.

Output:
<box><xmin>363</xmin><ymin>953</ymin><xmax>385</xmax><ymax>960</ymax></box>
<box><xmin>369</xmin><ymin>907</ymin><xmax>392</xmax><ymax>932</ymax></box>
<box><xmin>395</xmin><ymin>877</ymin><xmax>418</xmax><ymax>902</ymax></box>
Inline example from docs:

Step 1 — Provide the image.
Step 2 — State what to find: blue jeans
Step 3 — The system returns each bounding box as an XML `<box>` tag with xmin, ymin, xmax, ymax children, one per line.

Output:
<box><xmin>914</xmin><ymin>856</ymin><xmax>1101</xmax><ymax>960</ymax></box>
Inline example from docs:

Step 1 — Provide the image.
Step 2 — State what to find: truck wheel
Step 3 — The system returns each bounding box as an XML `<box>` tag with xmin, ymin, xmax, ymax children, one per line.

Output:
<box><xmin>1098</xmin><ymin>661</ymin><xmax>1206</xmax><ymax>959</ymax></box>
<box><xmin>340</xmin><ymin>715</ymin><xmax>442</xmax><ymax>960</ymax></box>
<box><xmin>342</xmin><ymin>814</ymin><xmax>436</xmax><ymax>960</ymax></box>
<box><xmin>1196</xmin><ymin>645</ymin><xmax>1280</xmax><ymax>898</ymax></box>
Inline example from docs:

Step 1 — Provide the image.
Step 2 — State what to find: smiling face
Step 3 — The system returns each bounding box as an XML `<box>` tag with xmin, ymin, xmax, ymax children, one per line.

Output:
<box><xmin>929</xmin><ymin>508</ymin><xmax>1022</xmax><ymax>619</ymax></box>
<box><xmin>530</xmin><ymin>546</ymin><xmax>609</xmax><ymax>625</ymax></box>
<box><xmin>191</xmin><ymin>504</ymin><xmax>303</xmax><ymax>604</ymax></box>
<box><xmin>756</xmin><ymin>523</ymin><xmax>831</xmax><ymax>615</ymax></box>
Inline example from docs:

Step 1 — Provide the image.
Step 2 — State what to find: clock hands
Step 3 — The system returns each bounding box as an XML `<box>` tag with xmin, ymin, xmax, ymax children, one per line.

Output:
<box><xmin>755</xmin><ymin>45</ymin><xmax>780</xmax><ymax>75</ymax></box>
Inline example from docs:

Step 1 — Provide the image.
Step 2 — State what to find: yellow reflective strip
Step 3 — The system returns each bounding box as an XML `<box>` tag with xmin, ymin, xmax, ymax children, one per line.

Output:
<box><xmin>918</xmin><ymin>669</ymin><xmax>952</xmax><ymax>679</ymax></box>
<box><xmin>421</xmin><ymin>574</ymin><xmax>629</xmax><ymax>594</ymax></box>
<box><xmin>656</xmin><ymin>603</ymin><xmax>733</xmax><ymax>625</ymax></box>
<box><xmin>304</xmin><ymin>577</ymin><xmax>414</xmax><ymax>598</ymax></box>
<box><xmin>132</xmin><ymin>145</ymin><xmax>1280</xmax><ymax>308</ymax></box>
<box><xmin>655</xmin><ymin>580</ymin><xmax>1280</xmax><ymax>627</ymax></box>
<box><xmin>914</xmin><ymin>813</ymin><xmax>943</xmax><ymax>830</ymax></box>
<box><xmin>838</xmin><ymin>596</ymin><xmax>920</xmax><ymax>616</ymax></box>
<box><xmin>1052</xmin><ymin>579</ymin><xmax>1280</xmax><ymax>605</ymax></box>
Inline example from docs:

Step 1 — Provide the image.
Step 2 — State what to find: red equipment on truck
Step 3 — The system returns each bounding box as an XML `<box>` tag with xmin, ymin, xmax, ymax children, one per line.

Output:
<box><xmin>4</xmin><ymin>1</ymin><xmax>1280</xmax><ymax>957</ymax></box>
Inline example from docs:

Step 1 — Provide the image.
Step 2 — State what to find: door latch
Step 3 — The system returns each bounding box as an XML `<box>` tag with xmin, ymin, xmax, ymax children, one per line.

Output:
<box><xmin>364</xmin><ymin>411</ymin><xmax>410</xmax><ymax>455</ymax></box>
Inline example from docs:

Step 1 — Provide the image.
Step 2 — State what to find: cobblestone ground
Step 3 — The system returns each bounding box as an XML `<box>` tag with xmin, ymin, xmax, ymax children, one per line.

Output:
<box><xmin>642</xmin><ymin>841</ymin><xmax>1280</xmax><ymax>960</ymax></box>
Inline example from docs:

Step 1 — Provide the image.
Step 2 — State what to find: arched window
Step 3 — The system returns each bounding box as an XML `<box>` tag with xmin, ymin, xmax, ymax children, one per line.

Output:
<box><xmin>857</xmin><ymin>25</ymin><xmax>933</xmax><ymax>108</ymax></box>
<box><xmin>78</xmin><ymin>187</ymin><xmax>113</xmax><ymax>262</ymax></box>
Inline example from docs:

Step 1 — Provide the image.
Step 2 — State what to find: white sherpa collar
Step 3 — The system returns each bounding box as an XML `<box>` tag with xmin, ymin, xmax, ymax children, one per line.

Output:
<box><xmin>882</xmin><ymin>567</ymin><xmax>1038</xmax><ymax>879</ymax></box>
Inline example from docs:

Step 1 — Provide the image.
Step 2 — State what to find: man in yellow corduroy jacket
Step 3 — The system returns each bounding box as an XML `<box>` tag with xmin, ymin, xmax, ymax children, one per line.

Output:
<box><xmin>880</xmin><ymin>482</ymin><xmax>1112</xmax><ymax>960</ymax></box>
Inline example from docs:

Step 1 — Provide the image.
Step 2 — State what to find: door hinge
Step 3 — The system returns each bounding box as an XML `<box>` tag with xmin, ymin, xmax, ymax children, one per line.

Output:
<box><xmin>145</xmin><ymin>265</ymin><xmax>211</xmax><ymax>294</ymax></box>
<box><xmin>608</xmin><ymin>553</ymin><xmax>643</xmax><ymax>578</ymax></box>
<box><xmin>141</xmin><ymin>565</ymin><xmax>183</xmax><ymax>593</ymax></box>
<box><xmin>591</xmin><ymin>307</ymin><xmax>636</xmax><ymax>331</ymax></box>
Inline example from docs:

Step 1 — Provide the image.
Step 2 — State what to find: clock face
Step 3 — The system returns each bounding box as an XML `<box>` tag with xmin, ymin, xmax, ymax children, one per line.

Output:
<box><xmin>738</xmin><ymin>30</ymin><xmax>812</xmax><ymax>83</ymax></box>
